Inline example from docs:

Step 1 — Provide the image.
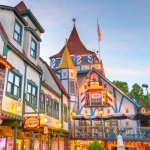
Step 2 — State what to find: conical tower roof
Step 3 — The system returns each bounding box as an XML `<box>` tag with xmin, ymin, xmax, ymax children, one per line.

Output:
<box><xmin>51</xmin><ymin>24</ymin><xmax>94</xmax><ymax>58</ymax></box>
<box><xmin>57</xmin><ymin>45</ymin><xmax>76</xmax><ymax>70</ymax></box>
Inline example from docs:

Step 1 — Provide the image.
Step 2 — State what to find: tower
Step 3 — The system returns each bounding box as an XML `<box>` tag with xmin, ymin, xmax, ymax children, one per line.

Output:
<box><xmin>57</xmin><ymin>44</ymin><xmax>77</xmax><ymax>112</ymax></box>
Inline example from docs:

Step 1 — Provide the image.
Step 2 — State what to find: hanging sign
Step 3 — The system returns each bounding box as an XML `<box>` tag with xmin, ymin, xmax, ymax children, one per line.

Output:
<box><xmin>92</xmin><ymin>93</ymin><xmax>101</xmax><ymax>98</ymax></box>
<box><xmin>24</xmin><ymin>116</ymin><xmax>40</xmax><ymax>129</ymax></box>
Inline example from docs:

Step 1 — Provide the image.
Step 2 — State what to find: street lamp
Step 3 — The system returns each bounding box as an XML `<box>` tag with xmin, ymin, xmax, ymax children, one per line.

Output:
<box><xmin>142</xmin><ymin>84</ymin><xmax>149</xmax><ymax>100</ymax></box>
<box><xmin>98</xmin><ymin>109</ymin><xmax>104</xmax><ymax>138</ymax></box>
<box><xmin>98</xmin><ymin>109</ymin><xmax>107</xmax><ymax>149</ymax></box>
<box><xmin>71</xmin><ymin>111</ymin><xmax>76</xmax><ymax>138</ymax></box>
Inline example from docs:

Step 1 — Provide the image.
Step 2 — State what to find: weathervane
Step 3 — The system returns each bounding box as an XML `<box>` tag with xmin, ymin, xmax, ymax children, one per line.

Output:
<box><xmin>72</xmin><ymin>17</ymin><xmax>76</xmax><ymax>26</ymax></box>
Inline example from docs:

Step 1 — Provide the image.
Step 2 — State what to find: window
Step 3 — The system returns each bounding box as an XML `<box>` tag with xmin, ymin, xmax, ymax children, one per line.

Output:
<box><xmin>13</xmin><ymin>20</ymin><xmax>22</xmax><ymax>44</ymax></box>
<box><xmin>30</xmin><ymin>39</ymin><xmax>37</xmax><ymax>59</ymax></box>
<box><xmin>63</xmin><ymin>72</ymin><xmax>66</xmax><ymax>77</ymax></box>
<box><xmin>126</xmin><ymin>108</ymin><xmax>129</xmax><ymax>113</ymax></box>
<box><xmin>81</xmin><ymin>56</ymin><xmax>88</xmax><ymax>64</ymax></box>
<box><xmin>71</xmin><ymin>72</ymin><xmax>73</xmax><ymax>77</ymax></box>
<box><xmin>126</xmin><ymin>121</ymin><xmax>129</xmax><ymax>127</ymax></box>
<box><xmin>6</xmin><ymin>71</ymin><xmax>22</xmax><ymax>98</ymax></box>
<box><xmin>27</xmin><ymin>82</ymin><xmax>37</xmax><ymax>107</ymax></box>
<box><xmin>46</xmin><ymin>96</ymin><xmax>52</xmax><ymax>115</ymax></box>
<box><xmin>40</xmin><ymin>93</ymin><xmax>45</xmax><ymax>111</ymax></box>
<box><xmin>70</xmin><ymin>80</ymin><xmax>75</xmax><ymax>94</ymax></box>
<box><xmin>53</xmin><ymin>100</ymin><xmax>59</xmax><ymax>118</ymax></box>
<box><xmin>107</xmin><ymin>109</ymin><xmax>110</xmax><ymax>114</ymax></box>
<box><xmin>64</xmin><ymin>104</ymin><xmax>68</xmax><ymax>122</ymax></box>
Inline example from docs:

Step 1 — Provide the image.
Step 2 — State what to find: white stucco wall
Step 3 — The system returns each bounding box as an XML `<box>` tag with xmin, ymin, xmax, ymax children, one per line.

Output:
<box><xmin>63</xmin><ymin>94</ymin><xmax>69</xmax><ymax>131</ymax></box>
<box><xmin>25</xmin><ymin>65</ymin><xmax>40</xmax><ymax>110</ymax></box>
<box><xmin>2</xmin><ymin>49</ymin><xmax>25</xmax><ymax>116</ymax></box>
<box><xmin>0</xmin><ymin>9</ymin><xmax>24</xmax><ymax>51</ymax></box>
<box><xmin>40</xmin><ymin>85</ymin><xmax>61</xmax><ymax>127</ymax></box>
<box><xmin>0</xmin><ymin>34</ymin><xmax>4</xmax><ymax>55</ymax></box>
<box><xmin>6</xmin><ymin>50</ymin><xmax>25</xmax><ymax>98</ymax></box>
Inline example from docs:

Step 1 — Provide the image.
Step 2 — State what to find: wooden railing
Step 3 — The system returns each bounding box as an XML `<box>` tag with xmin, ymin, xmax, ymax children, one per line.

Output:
<box><xmin>70</xmin><ymin>126</ymin><xmax>150</xmax><ymax>141</ymax></box>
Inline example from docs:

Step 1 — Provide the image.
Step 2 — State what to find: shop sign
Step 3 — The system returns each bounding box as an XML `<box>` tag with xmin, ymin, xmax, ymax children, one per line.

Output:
<box><xmin>24</xmin><ymin>116</ymin><xmax>40</xmax><ymax>129</ymax></box>
<box><xmin>89</xmin><ymin>82</ymin><xmax>100</xmax><ymax>88</ymax></box>
<box><xmin>92</xmin><ymin>93</ymin><xmax>101</xmax><ymax>98</ymax></box>
<box><xmin>43</xmin><ymin>126</ymin><xmax>48</xmax><ymax>134</ymax></box>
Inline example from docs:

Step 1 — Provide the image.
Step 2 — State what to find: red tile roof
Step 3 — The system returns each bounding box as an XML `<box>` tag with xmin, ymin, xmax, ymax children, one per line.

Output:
<box><xmin>15</xmin><ymin>1</ymin><xmax>28</xmax><ymax>12</ymax></box>
<box><xmin>39</xmin><ymin>57</ymin><xmax>69</xmax><ymax>98</ymax></box>
<box><xmin>51</xmin><ymin>25</ymin><xmax>94</xmax><ymax>58</ymax></box>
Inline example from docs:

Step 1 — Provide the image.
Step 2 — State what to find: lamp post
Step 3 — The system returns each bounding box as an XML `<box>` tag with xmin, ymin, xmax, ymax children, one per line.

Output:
<box><xmin>58</xmin><ymin>123</ymin><xmax>62</xmax><ymax>150</ymax></box>
<box><xmin>142</xmin><ymin>84</ymin><xmax>149</xmax><ymax>97</ymax></box>
<box><xmin>99</xmin><ymin>108</ymin><xmax>107</xmax><ymax>150</ymax></box>
<box><xmin>98</xmin><ymin>109</ymin><xmax>104</xmax><ymax>139</ymax></box>
<box><xmin>71</xmin><ymin>111</ymin><xmax>76</xmax><ymax>138</ymax></box>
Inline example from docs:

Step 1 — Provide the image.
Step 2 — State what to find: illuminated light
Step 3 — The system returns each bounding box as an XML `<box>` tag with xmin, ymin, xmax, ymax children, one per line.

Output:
<box><xmin>44</xmin><ymin>118</ymin><xmax>48</xmax><ymax>123</ymax></box>
<box><xmin>16</xmin><ymin>106</ymin><xmax>21</xmax><ymax>112</ymax></box>
<box><xmin>59</xmin><ymin>123</ymin><xmax>62</xmax><ymax>128</ymax></box>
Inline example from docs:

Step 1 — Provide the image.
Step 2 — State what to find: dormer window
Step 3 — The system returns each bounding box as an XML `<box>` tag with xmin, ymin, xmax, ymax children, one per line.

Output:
<box><xmin>30</xmin><ymin>38</ymin><xmax>37</xmax><ymax>59</ymax></box>
<box><xmin>13</xmin><ymin>19</ymin><xmax>22</xmax><ymax>44</ymax></box>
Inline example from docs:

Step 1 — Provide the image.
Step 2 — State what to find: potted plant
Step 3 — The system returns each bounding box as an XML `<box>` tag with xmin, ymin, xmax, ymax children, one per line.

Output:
<box><xmin>87</xmin><ymin>140</ymin><xmax>103</xmax><ymax>150</ymax></box>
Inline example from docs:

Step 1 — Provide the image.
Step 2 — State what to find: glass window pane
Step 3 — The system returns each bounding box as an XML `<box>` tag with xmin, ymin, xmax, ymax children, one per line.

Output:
<box><xmin>30</xmin><ymin>49</ymin><xmax>34</xmax><ymax>56</ymax></box>
<box><xmin>14</xmin><ymin>33</ymin><xmax>19</xmax><ymax>41</ymax></box>
<box><xmin>8</xmin><ymin>72</ymin><xmax>14</xmax><ymax>83</ymax></box>
<box><xmin>27</xmin><ymin>94</ymin><xmax>30</xmax><ymax>102</ymax></box>
<box><xmin>15</xmin><ymin>75</ymin><xmax>20</xmax><ymax>86</ymax></box>
<box><xmin>31</xmin><ymin>41</ymin><xmax>36</xmax><ymax>50</ymax></box>
<box><xmin>15</xmin><ymin>23</ymin><xmax>21</xmax><ymax>33</ymax></box>
<box><xmin>14</xmin><ymin>86</ymin><xmax>18</xmax><ymax>96</ymax></box>
<box><xmin>7</xmin><ymin>83</ymin><xmax>12</xmax><ymax>93</ymax></box>
<box><xmin>28</xmin><ymin>84</ymin><xmax>31</xmax><ymax>93</ymax></box>
<box><xmin>32</xmin><ymin>87</ymin><xmax>36</xmax><ymax>95</ymax></box>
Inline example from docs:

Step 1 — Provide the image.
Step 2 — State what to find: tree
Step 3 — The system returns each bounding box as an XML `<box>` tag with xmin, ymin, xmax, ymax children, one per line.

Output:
<box><xmin>87</xmin><ymin>140</ymin><xmax>103</xmax><ymax>150</ymax></box>
<box><xmin>129</xmin><ymin>83</ymin><xmax>143</xmax><ymax>103</ymax></box>
<box><xmin>113</xmin><ymin>80</ymin><xmax>129</xmax><ymax>95</ymax></box>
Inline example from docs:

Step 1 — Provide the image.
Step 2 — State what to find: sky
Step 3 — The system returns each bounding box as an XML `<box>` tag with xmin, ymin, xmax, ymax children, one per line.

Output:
<box><xmin>1</xmin><ymin>0</ymin><xmax>150</xmax><ymax>92</ymax></box>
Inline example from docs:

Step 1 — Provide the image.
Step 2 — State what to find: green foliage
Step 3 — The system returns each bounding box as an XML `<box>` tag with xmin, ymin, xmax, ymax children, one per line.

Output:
<box><xmin>113</xmin><ymin>80</ymin><xmax>129</xmax><ymax>95</ymax></box>
<box><xmin>87</xmin><ymin>140</ymin><xmax>103</xmax><ymax>150</ymax></box>
<box><xmin>113</xmin><ymin>81</ymin><xmax>150</xmax><ymax>111</ymax></box>
<box><xmin>129</xmin><ymin>83</ymin><xmax>144</xmax><ymax>103</ymax></box>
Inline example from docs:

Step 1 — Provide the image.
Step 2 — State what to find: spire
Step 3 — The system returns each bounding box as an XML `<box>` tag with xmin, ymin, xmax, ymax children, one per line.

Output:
<box><xmin>15</xmin><ymin>1</ymin><xmax>28</xmax><ymax>12</ymax></box>
<box><xmin>57</xmin><ymin>44</ymin><xmax>76</xmax><ymax>70</ymax></box>
<box><xmin>72</xmin><ymin>17</ymin><xmax>76</xmax><ymax>27</ymax></box>
<box><xmin>51</xmin><ymin>21</ymin><xmax>93</xmax><ymax>58</ymax></box>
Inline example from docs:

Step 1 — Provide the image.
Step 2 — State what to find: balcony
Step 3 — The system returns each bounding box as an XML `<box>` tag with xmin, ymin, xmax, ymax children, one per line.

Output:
<box><xmin>70</xmin><ymin>126</ymin><xmax>150</xmax><ymax>141</ymax></box>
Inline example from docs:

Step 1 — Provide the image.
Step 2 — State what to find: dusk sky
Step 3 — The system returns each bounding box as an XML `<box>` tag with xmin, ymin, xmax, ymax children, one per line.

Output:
<box><xmin>1</xmin><ymin>0</ymin><xmax>150</xmax><ymax>92</ymax></box>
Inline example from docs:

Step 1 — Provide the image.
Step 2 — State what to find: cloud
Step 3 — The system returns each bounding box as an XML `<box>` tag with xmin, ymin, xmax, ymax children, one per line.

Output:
<box><xmin>105</xmin><ymin>66</ymin><xmax>150</xmax><ymax>77</ymax></box>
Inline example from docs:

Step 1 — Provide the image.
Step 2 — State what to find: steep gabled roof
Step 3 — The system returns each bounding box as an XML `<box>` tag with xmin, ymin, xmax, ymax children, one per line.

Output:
<box><xmin>15</xmin><ymin>1</ymin><xmax>28</xmax><ymax>12</ymax></box>
<box><xmin>39</xmin><ymin>57</ymin><xmax>69</xmax><ymax>98</ymax></box>
<box><xmin>15</xmin><ymin>1</ymin><xmax>44</xmax><ymax>33</ymax></box>
<box><xmin>78</xmin><ymin>68</ymin><xmax>140</xmax><ymax>107</ymax></box>
<box><xmin>51</xmin><ymin>24</ymin><xmax>94</xmax><ymax>58</ymax></box>
<box><xmin>0</xmin><ymin>23</ymin><xmax>42</xmax><ymax>73</ymax></box>
<box><xmin>57</xmin><ymin>45</ymin><xmax>76</xmax><ymax>70</ymax></box>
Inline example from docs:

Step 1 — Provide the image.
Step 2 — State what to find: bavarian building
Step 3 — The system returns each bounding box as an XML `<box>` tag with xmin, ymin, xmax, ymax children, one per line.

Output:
<box><xmin>0</xmin><ymin>1</ymin><xmax>150</xmax><ymax>150</ymax></box>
